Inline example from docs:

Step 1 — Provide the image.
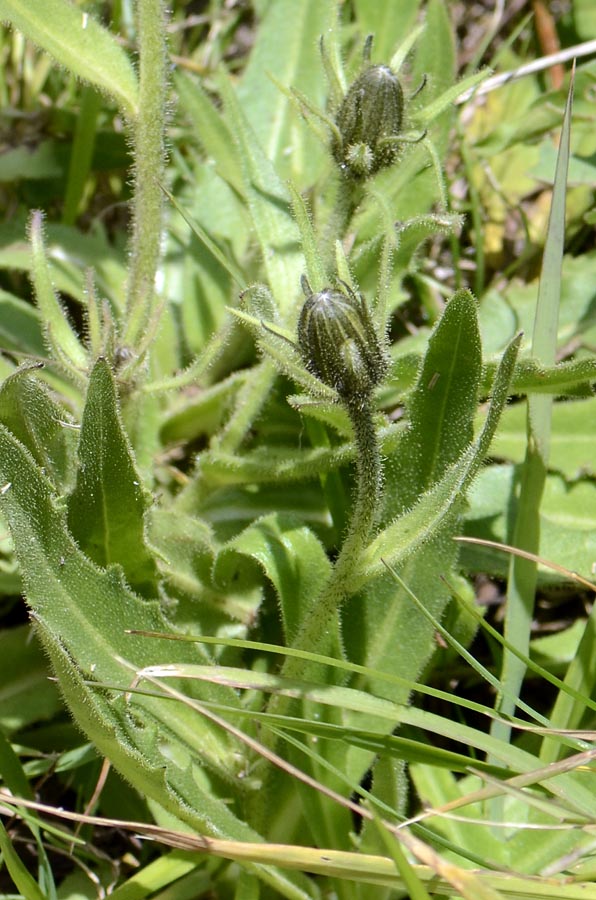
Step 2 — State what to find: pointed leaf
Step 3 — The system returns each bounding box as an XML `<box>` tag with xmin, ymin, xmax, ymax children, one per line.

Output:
<box><xmin>363</xmin><ymin>333</ymin><xmax>521</xmax><ymax>584</ymax></box>
<box><xmin>387</xmin><ymin>288</ymin><xmax>482</xmax><ymax>513</ymax></box>
<box><xmin>0</xmin><ymin>426</ymin><xmax>313</xmax><ymax>885</ymax></box>
<box><xmin>67</xmin><ymin>358</ymin><xmax>158</xmax><ymax>596</ymax></box>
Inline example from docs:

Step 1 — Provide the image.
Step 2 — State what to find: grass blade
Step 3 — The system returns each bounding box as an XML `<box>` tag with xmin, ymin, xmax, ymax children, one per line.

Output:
<box><xmin>492</xmin><ymin>70</ymin><xmax>575</xmax><ymax>751</ymax></box>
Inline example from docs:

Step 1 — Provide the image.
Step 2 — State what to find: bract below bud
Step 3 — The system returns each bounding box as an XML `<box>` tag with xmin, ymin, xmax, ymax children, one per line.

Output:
<box><xmin>332</xmin><ymin>64</ymin><xmax>404</xmax><ymax>180</ymax></box>
<box><xmin>298</xmin><ymin>284</ymin><xmax>387</xmax><ymax>399</ymax></box>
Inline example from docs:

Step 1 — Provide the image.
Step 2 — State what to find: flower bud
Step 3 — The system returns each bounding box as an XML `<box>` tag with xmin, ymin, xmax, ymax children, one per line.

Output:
<box><xmin>331</xmin><ymin>64</ymin><xmax>404</xmax><ymax>180</ymax></box>
<box><xmin>298</xmin><ymin>283</ymin><xmax>388</xmax><ymax>400</ymax></box>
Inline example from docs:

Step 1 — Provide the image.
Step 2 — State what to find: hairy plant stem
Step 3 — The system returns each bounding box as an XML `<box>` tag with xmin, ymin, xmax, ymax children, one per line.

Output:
<box><xmin>323</xmin><ymin>176</ymin><xmax>363</xmax><ymax>268</ymax></box>
<box><xmin>256</xmin><ymin>391</ymin><xmax>382</xmax><ymax>835</ymax></box>
<box><xmin>123</xmin><ymin>0</ymin><xmax>167</xmax><ymax>350</ymax></box>
<box><xmin>278</xmin><ymin>391</ymin><xmax>381</xmax><ymax>686</ymax></box>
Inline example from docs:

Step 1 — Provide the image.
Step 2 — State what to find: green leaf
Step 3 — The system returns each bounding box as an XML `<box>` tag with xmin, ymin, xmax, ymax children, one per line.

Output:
<box><xmin>348</xmin><ymin>290</ymin><xmax>483</xmax><ymax>706</ymax></box>
<box><xmin>288</xmin><ymin>182</ymin><xmax>328</xmax><ymax>292</ymax></box>
<box><xmin>463</xmin><ymin>465</ymin><xmax>596</xmax><ymax>585</ymax></box>
<box><xmin>147</xmin><ymin>508</ymin><xmax>262</xmax><ymax>628</ymax></box>
<box><xmin>236</xmin><ymin>0</ymin><xmax>333</xmax><ymax>181</ymax></box>
<box><xmin>0</xmin><ymin>425</ymin><xmax>319</xmax><ymax>897</ymax></box>
<box><xmin>29</xmin><ymin>212</ymin><xmax>87</xmax><ymax>376</ymax></box>
<box><xmin>0</xmin><ymin>819</ymin><xmax>47</xmax><ymax>900</ymax></box>
<box><xmin>0</xmin><ymin>0</ymin><xmax>139</xmax><ymax>120</ymax></box>
<box><xmin>217</xmin><ymin>72</ymin><xmax>303</xmax><ymax>316</ymax></box>
<box><xmin>495</xmin><ymin>251</ymin><xmax>596</xmax><ymax>351</ymax></box>
<box><xmin>353</xmin><ymin>0</ymin><xmax>420</xmax><ymax>65</ymax></box>
<box><xmin>0</xmin><ymin>625</ymin><xmax>61</xmax><ymax>732</ymax></box>
<box><xmin>174</xmin><ymin>71</ymin><xmax>245</xmax><ymax>198</ymax></box>
<box><xmin>0</xmin><ymin>368</ymin><xmax>78</xmax><ymax>491</ymax></box>
<box><xmin>488</xmin><ymin>397</ymin><xmax>596</xmax><ymax>479</ymax></box>
<box><xmin>386</xmin><ymin>289</ymin><xmax>483</xmax><ymax>513</ymax></box>
<box><xmin>363</xmin><ymin>332</ymin><xmax>521</xmax><ymax>584</ymax></box>
<box><xmin>62</xmin><ymin>85</ymin><xmax>102</xmax><ymax>226</ymax></box>
<box><xmin>0</xmin><ymin>289</ymin><xmax>45</xmax><ymax>356</ymax></box>
<box><xmin>159</xmin><ymin>372</ymin><xmax>246</xmax><ymax>444</ymax></box>
<box><xmin>66</xmin><ymin>358</ymin><xmax>158</xmax><ymax>597</ymax></box>
<box><xmin>0</xmin><ymin>219</ymin><xmax>128</xmax><ymax>314</ymax></box>
<box><xmin>410</xmin><ymin>0</ymin><xmax>456</xmax><ymax>108</ymax></box>
<box><xmin>213</xmin><ymin>514</ymin><xmax>332</xmax><ymax>640</ymax></box>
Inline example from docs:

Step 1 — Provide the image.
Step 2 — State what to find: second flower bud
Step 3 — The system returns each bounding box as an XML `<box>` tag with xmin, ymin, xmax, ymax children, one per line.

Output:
<box><xmin>298</xmin><ymin>279</ymin><xmax>388</xmax><ymax>401</ymax></box>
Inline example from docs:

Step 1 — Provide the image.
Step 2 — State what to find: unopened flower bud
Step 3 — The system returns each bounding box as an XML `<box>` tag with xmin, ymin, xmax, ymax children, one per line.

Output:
<box><xmin>298</xmin><ymin>283</ymin><xmax>388</xmax><ymax>400</ymax></box>
<box><xmin>332</xmin><ymin>65</ymin><xmax>404</xmax><ymax>180</ymax></box>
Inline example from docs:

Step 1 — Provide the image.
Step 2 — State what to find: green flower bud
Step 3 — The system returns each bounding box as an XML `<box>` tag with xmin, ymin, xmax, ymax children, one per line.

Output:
<box><xmin>298</xmin><ymin>281</ymin><xmax>388</xmax><ymax>400</ymax></box>
<box><xmin>332</xmin><ymin>64</ymin><xmax>404</xmax><ymax>180</ymax></box>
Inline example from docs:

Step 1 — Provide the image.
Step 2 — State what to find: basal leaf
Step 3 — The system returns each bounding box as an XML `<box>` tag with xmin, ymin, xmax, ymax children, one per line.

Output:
<box><xmin>0</xmin><ymin>424</ymin><xmax>238</xmax><ymax>773</ymax></box>
<box><xmin>0</xmin><ymin>426</ymin><xmax>321</xmax><ymax>898</ymax></box>
<box><xmin>67</xmin><ymin>358</ymin><xmax>158</xmax><ymax>597</ymax></box>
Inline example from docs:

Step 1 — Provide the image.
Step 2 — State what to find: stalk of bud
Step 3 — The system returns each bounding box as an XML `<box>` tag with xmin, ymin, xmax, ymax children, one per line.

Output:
<box><xmin>331</xmin><ymin>64</ymin><xmax>404</xmax><ymax>181</ymax></box>
<box><xmin>297</xmin><ymin>282</ymin><xmax>388</xmax><ymax>401</ymax></box>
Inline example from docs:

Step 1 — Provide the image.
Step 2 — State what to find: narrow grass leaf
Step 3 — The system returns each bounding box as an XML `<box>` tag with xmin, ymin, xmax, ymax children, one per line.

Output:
<box><xmin>0</xmin><ymin>731</ymin><xmax>57</xmax><ymax>900</ymax></box>
<box><xmin>162</xmin><ymin>184</ymin><xmax>246</xmax><ymax>289</ymax></box>
<box><xmin>541</xmin><ymin>589</ymin><xmax>596</xmax><ymax>763</ymax></box>
<box><xmin>494</xmin><ymin>70</ymin><xmax>574</xmax><ymax>744</ymax></box>
<box><xmin>108</xmin><ymin>853</ymin><xmax>206</xmax><ymax>900</ymax></box>
<box><xmin>0</xmin><ymin>819</ymin><xmax>47</xmax><ymax>900</ymax></box>
<box><xmin>62</xmin><ymin>86</ymin><xmax>101</xmax><ymax>225</ymax></box>
<box><xmin>372</xmin><ymin>817</ymin><xmax>434</xmax><ymax>900</ymax></box>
